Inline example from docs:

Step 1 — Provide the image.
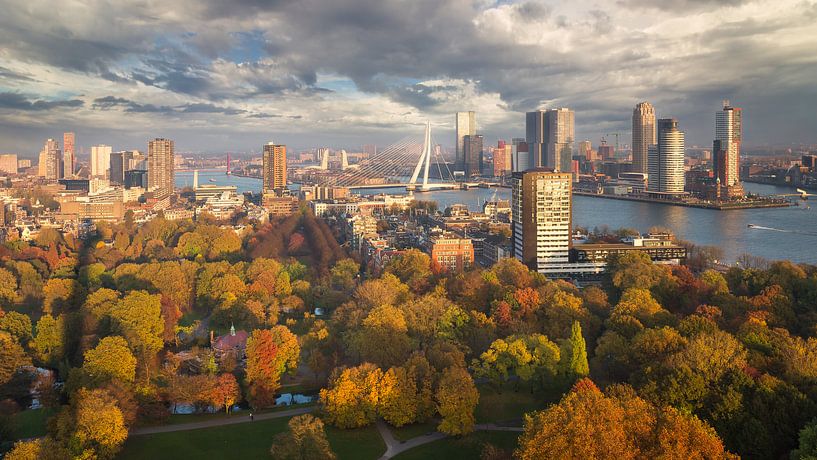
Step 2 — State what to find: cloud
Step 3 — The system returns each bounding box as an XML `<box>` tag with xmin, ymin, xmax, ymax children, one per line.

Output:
<box><xmin>0</xmin><ymin>0</ymin><xmax>814</xmax><ymax>153</ymax></box>
<box><xmin>0</xmin><ymin>92</ymin><xmax>84</xmax><ymax>111</ymax></box>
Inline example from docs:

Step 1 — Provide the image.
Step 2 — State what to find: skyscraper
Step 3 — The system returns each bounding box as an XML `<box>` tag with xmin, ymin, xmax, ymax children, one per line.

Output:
<box><xmin>493</xmin><ymin>140</ymin><xmax>512</xmax><ymax>177</ymax></box>
<box><xmin>632</xmin><ymin>102</ymin><xmax>656</xmax><ymax>174</ymax></box>
<box><xmin>578</xmin><ymin>140</ymin><xmax>592</xmax><ymax>160</ymax></box>
<box><xmin>512</xmin><ymin>138</ymin><xmax>528</xmax><ymax>172</ymax></box>
<box><xmin>109</xmin><ymin>150</ymin><xmax>134</xmax><ymax>185</ymax></box>
<box><xmin>713</xmin><ymin>100</ymin><xmax>742</xmax><ymax>187</ymax></box>
<box><xmin>147</xmin><ymin>138</ymin><xmax>174</xmax><ymax>197</ymax></box>
<box><xmin>647</xmin><ymin>119</ymin><xmax>685</xmax><ymax>194</ymax></box>
<box><xmin>511</xmin><ymin>169</ymin><xmax>573</xmax><ymax>274</ymax></box>
<box><xmin>39</xmin><ymin>138</ymin><xmax>61</xmax><ymax>180</ymax></box>
<box><xmin>463</xmin><ymin>134</ymin><xmax>483</xmax><ymax>176</ymax></box>
<box><xmin>547</xmin><ymin>108</ymin><xmax>575</xmax><ymax>174</ymax></box>
<box><xmin>526</xmin><ymin>108</ymin><xmax>574</xmax><ymax>172</ymax></box>
<box><xmin>91</xmin><ymin>144</ymin><xmax>112</xmax><ymax>179</ymax></box>
<box><xmin>455</xmin><ymin>111</ymin><xmax>476</xmax><ymax>172</ymax></box>
<box><xmin>263</xmin><ymin>142</ymin><xmax>287</xmax><ymax>193</ymax></box>
<box><xmin>63</xmin><ymin>132</ymin><xmax>75</xmax><ymax>177</ymax></box>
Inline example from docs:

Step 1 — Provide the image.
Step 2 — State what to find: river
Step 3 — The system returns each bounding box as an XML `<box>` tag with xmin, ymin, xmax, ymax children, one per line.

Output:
<box><xmin>177</xmin><ymin>171</ymin><xmax>817</xmax><ymax>264</ymax></box>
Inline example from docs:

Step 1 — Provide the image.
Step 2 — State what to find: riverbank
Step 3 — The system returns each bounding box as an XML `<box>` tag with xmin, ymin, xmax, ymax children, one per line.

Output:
<box><xmin>572</xmin><ymin>191</ymin><xmax>793</xmax><ymax>210</ymax></box>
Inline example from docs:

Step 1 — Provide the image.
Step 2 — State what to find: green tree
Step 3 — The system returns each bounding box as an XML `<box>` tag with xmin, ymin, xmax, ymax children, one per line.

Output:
<box><xmin>30</xmin><ymin>314</ymin><xmax>64</xmax><ymax>365</ymax></box>
<box><xmin>559</xmin><ymin>321</ymin><xmax>589</xmax><ymax>381</ymax></box>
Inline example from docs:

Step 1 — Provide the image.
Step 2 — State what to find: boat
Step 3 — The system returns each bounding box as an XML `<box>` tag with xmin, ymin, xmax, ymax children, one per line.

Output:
<box><xmin>209</xmin><ymin>178</ymin><xmax>216</xmax><ymax>183</ymax></box>
<box><xmin>748</xmin><ymin>224</ymin><xmax>757</xmax><ymax>228</ymax></box>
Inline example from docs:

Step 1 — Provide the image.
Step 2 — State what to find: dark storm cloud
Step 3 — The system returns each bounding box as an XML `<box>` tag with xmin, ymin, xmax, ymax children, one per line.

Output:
<box><xmin>0</xmin><ymin>92</ymin><xmax>83</xmax><ymax>111</ymax></box>
<box><xmin>92</xmin><ymin>96</ymin><xmax>245</xmax><ymax>115</ymax></box>
<box><xmin>0</xmin><ymin>66</ymin><xmax>36</xmax><ymax>83</ymax></box>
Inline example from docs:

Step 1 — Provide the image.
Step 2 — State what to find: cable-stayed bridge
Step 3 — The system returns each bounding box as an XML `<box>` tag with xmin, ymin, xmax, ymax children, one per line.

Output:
<box><xmin>317</xmin><ymin>122</ymin><xmax>466</xmax><ymax>191</ymax></box>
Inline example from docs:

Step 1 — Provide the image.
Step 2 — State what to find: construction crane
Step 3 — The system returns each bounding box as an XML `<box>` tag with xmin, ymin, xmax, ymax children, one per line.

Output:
<box><xmin>605</xmin><ymin>133</ymin><xmax>622</xmax><ymax>153</ymax></box>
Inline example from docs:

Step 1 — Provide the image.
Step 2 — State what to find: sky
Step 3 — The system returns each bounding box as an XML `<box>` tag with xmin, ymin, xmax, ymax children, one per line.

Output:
<box><xmin>0</xmin><ymin>0</ymin><xmax>815</xmax><ymax>157</ymax></box>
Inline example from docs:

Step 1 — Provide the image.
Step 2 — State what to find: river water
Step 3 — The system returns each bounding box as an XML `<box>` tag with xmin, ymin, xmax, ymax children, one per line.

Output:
<box><xmin>177</xmin><ymin>171</ymin><xmax>817</xmax><ymax>264</ymax></box>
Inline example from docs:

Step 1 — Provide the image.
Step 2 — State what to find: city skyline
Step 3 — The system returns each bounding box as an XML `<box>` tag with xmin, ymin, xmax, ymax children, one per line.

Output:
<box><xmin>0</xmin><ymin>0</ymin><xmax>815</xmax><ymax>154</ymax></box>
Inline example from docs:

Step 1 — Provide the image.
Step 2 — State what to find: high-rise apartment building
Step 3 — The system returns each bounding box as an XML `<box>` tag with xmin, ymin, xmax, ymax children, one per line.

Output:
<box><xmin>91</xmin><ymin>144</ymin><xmax>112</xmax><ymax>179</ymax></box>
<box><xmin>511</xmin><ymin>169</ymin><xmax>573</xmax><ymax>274</ymax></box>
<box><xmin>713</xmin><ymin>100</ymin><xmax>742</xmax><ymax>187</ymax></box>
<box><xmin>526</xmin><ymin>108</ymin><xmax>574</xmax><ymax>172</ymax></box>
<box><xmin>263</xmin><ymin>142</ymin><xmax>287</xmax><ymax>193</ymax></box>
<box><xmin>0</xmin><ymin>154</ymin><xmax>17</xmax><ymax>174</ymax></box>
<box><xmin>463</xmin><ymin>134</ymin><xmax>483</xmax><ymax>176</ymax></box>
<box><xmin>632</xmin><ymin>102</ymin><xmax>656</xmax><ymax>174</ymax></box>
<box><xmin>63</xmin><ymin>132</ymin><xmax>75</xmax><ymax>177</ymax></box>
<box><xmin>647</xmin><ymin>119</ymin><xmax>685</xmax><ymax>194</ymax></box>
<box><xmin>39</xmin><ymin>138</ymin><xmax>61</xmax><ymax>180</ymax></box>
<box><xmin>455</xmin><ymin>111</ymin><xmax>476</xmax><ymax>172</ymax></box>
<box><xmin>147</xmin><ymin>138</ymin><xmax>174</xmax><ymax>197</ymax></box>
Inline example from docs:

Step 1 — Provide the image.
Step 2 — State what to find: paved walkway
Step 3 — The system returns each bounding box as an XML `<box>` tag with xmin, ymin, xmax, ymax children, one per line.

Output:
<box><xmin>130</xmin><ymin>406</ymin><xmax>315</xmax><ymax>436</ymax></box>
<box><xmin>376</xmin><ymin>420</ymin><xmax>523</xmax><ymax>459</ymax></box>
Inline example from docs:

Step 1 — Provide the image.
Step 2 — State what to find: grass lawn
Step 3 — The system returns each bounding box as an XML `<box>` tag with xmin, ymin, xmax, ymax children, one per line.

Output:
<box><xmin>475</xmin><ymin>383</ymin><xmax>545</xmax><ymax>424</ymax></box>
<box><xmin>12</xmin><ymin>408</ymin><xmax>55</xmax><ymax>439</ymax></box>
<box><xmin>120</xmin><ymin>417</ymin><xmax>291</xmax><ymax>459</ymax></box>
<box><xmin>390</xmin><ymin>421</ymin><xmax>438</xmax><ymax>442</ymax></box>
<box><xmin>325</xmin><ymin>425</ymin><xmax>386</xmax><ymax>460</ymax></box>
<box><xmin>120</xmin><ymin>412</ymin><xmax>385</xmax><ymax>460</ymax></box>
<box><xmin>392</xmin><ymin>431</ymin><xmax>520</xmax><ymax>460</ymax></box>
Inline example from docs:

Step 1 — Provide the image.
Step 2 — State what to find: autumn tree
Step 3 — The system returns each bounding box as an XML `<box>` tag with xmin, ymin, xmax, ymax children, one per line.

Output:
<box><xmin>353</xmin><ymin>304</ymin><xmax>413</xmax><ymax>368</ymax></box>
<box><xmin>0</xmin><ymin>311</ymin><xmax>32</xmax><ymax>343</ymax></box>
<box><xmin>379</xmin><ymin>366</ymin><xmax>418</xmax><ymax>427</ymax></box>
<box><xmin>245</xmin><ymin>326</ymin><xmax>300</xmax><ymax>408</ymax></box>
<box><xmin>53</xmin><ymin>388</ymin><xmax>129</xmax><ymax>459</ymax></box>
<box><xmin>204</xmin><ymin>373</ymin><xmax>241</xmax><ymax>413</ymax></box>
<box><xmin>108</xmin><ymin>290</ymin><xmax>164</xmax><ymax>381</ymax></box>
<box><xmin>4</xmin><ymin>438</ymin><xmax>69</xmax><ymax>460</ymax></box>
<box><xmin>82</xmin><ymin>336</ymin><xmax>137</xmax><ymax>385</ymax></box>
<box><xmin>42</xmin><ymin>278</ymin><xmax>80</xmax><ymax>314</ymax></box>
<box><xmin>0</xmin><ymin>332</ymin><xmax>31</xmax><ymax>386</ymax></box>
<box><xmin>0</xmin><ymin>267</ymin><xmax>17</xmax><ymax>304</ymax></box>
<box><xmin>436</xmin><ymin>366</ymin><xmax>479</xmax><ymax>436</ymax></box>
<box><xmin>515</xmin><ymin>380</ymin><xmax>735</xmax><ymax>460</ymax></box>
<box><xmin>384</xmin><ymin>249</ymin><xmax>432</xmax><ymax>291</ymax></box>
<box><xmin>320</xmin><ymin>363</ymin><xmax>382</xmax><ymax>428</ymax></box>
<box><xmin>473</xmin><ymin>334</ymin><xmax>560</xmax><ymax>391</ymax></box>
<box><xmin>270</xmin><ymin>414</ymin><xmax>336</xmax><ymax>460</ymax></box>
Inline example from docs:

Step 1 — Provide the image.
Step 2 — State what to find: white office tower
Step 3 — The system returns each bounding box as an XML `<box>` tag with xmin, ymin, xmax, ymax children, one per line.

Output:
<box><xmin>511</xmin><ymin>169</ymin><xmax>573</xmax><ymax>274</ymax></box>
<box><xmin>91</xmin><ymin>144</ymin><xmax>112</xmax><ymax>179</ymax></box>
<box><xmin>455</xmin><ymin>111</ymin><xmax>476</xmax><ymax>172</ymax></box>
<box><xmin>647</xmin><ymin>118</ymin><xmax>685</xmax><ymax>194</ymax></box>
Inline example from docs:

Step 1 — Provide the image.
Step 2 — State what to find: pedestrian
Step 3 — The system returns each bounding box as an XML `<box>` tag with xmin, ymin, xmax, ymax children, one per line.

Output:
<box><xmin>250</xmin><ymin>412</ymin><xmax>254</xmax><ymax>421</ymax></box>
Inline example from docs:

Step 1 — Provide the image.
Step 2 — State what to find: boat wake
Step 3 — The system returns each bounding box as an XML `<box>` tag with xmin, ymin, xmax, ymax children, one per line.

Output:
<box><xmin>748</xmin><ymin>224</ymin><xmax>817</xmax><ymax>236</ymax></box>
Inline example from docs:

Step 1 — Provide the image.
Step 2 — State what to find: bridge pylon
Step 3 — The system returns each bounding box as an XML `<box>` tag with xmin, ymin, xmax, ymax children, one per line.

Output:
<box><xmin>407</xmin><ymin>121</ymin><xmax>432</xmax><ymax>191</ymax></box>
